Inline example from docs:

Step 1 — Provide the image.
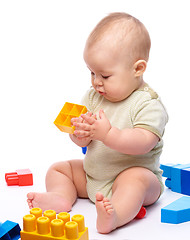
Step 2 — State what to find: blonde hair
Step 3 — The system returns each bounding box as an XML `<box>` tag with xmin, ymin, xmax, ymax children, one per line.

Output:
<box><xmin>86</xmin><ymin>12</ymin><xmax>151</xmax><ymax>63</ymax></box>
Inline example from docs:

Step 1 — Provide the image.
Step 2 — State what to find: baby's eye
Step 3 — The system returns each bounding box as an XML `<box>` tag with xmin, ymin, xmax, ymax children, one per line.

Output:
<box><xmin>102</xmin><ymin>75</ymin><xmax>111</xmax><ymax>79</ymax></box>
<box><xmin>91</xmin><ymin>72</ymin><xmax>95</xmax><ymax>76</ymax></box>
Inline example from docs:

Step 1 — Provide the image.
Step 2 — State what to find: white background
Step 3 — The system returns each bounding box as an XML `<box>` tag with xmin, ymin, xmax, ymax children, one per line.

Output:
<box><xmin>0</xmin><ymin>1</ymin><xmax>190</xmax><ymax>239</ymax></box>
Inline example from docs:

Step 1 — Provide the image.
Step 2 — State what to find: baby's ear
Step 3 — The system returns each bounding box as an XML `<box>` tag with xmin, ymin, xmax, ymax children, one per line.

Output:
<box><xmin>133</xmin><ymin>60</ymin><xmax>147</xmax><ymax>77</ymax></box>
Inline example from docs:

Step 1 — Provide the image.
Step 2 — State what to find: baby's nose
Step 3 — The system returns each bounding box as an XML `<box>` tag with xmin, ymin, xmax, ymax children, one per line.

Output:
<box><xmin>94</xmin><ymin>76</ymin><xmax>103</xmax><ymax>86</ymax></box>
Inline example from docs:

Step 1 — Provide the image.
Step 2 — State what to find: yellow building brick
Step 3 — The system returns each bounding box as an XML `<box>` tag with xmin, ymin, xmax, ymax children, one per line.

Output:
<box><xmin>54</xmin><ymin>102</ymin><xmax>87</xmax><ymax>134</ymax></box>
<box><xmin>20</xmin><ymin>208</ymin><xmax>89</xmax><ymax>240</ymax></box>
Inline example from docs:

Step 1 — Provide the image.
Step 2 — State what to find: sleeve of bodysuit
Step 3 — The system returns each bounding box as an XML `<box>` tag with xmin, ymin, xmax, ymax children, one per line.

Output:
<box><xmin>133</xmin><ymin>97</ymin><xmax>169</xmax><ymax>139</ymax></box>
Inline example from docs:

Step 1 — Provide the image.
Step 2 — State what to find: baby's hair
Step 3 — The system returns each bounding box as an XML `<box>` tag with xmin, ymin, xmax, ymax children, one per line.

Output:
<box><xmin>86</xmin><ymin>12</ymin><xmax>151</xmax><ymax>63</ymax></box>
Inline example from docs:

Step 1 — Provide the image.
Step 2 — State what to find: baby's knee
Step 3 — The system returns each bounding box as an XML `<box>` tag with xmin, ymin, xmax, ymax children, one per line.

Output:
<box><xmin>46</xmin><ymin>161</ymin><xmax>72</xmax><ymax>178</ymax></box>
<box><xmin>126</xmin><ymin>167</ymin><xmax>160</xmax><ymax>196</ymax></box>
<box><xmin>114</xmin><ymin>167</ymin><xmax>154</xmax><ymax>189</ymax></box>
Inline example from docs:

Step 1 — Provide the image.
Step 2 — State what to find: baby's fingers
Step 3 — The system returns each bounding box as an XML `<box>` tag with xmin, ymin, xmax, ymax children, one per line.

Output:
<box><xmin>81</xmin><ymin>114</ymin><xmax>96</xmax><ymax>125</ymax></box>
<box><xmin>73</xmin><ymin>121</ymin><xmax>91</xmax><ymax>131</ymax></box>
<box><xmin>86</xmin><ymin>112</ymin><xmax>93</xmax><ymax>117</ymax></box>
<box><xmin>71</xmin><ymin>116</ymin><xmax>83</xmax><ymax>124</ymax></box>
<box><xmin>73</xmin><ymin>129</ymin><xmax>90</xmax><ymax>138</ymax></box>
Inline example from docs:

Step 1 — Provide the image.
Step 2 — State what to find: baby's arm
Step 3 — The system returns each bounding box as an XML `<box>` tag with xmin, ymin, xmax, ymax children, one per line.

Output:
<box><xmin>73</xmin><ymin>109</ymin><xmax>159</xmax><ymax>155</ymax></box>
<box><xmin>103</xmin><ymin>126</ymin><xmax>159</xmax><ymax>155</ymax></box>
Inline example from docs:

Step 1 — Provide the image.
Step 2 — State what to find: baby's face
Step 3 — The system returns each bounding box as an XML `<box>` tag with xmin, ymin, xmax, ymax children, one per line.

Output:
<box><xmin>84</xmin><ymin>41</ymin><xmax>142</xmax><ymax>102</ymax></box>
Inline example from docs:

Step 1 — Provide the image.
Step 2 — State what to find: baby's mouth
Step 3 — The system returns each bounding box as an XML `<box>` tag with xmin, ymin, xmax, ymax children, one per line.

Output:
<box><xmin>98</xmin><ymin>91</ymin><xmax>105</xmax><ymax>96</ymax></box>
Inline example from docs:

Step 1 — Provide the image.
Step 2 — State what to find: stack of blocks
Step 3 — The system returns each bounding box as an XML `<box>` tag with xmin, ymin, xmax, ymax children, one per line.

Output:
<box><xmin>54</xmin><ymin>102</ymin><xmax>87</xmax><ymax>134</ymax></box>
<box><xmin>160</xmin><ymin>163</ymin><xmax>190</xmax><ymax>224</ymax></box>
<box><xmin>20</xmin><ymin>208</ymin><xmax>89</xmax><ymax>240</ymax></box>
<box><xmin>160</xmin><ymin>163</ymin><xmax>190</xmax><ymax>195</ymax></box>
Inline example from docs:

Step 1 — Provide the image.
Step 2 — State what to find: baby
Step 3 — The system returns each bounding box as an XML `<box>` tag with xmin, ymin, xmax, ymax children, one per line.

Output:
<box><xmin>27</xmin><ymin>12</ymin><xmax>168</xmax><ymax>233</ymax></box>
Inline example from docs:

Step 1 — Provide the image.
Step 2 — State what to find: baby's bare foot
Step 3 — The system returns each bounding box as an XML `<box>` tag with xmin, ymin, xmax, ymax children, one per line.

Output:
<box><xmin>95</xmin><ymin>192</ymin><xmax>117</xmax><ymax>234</ymax></box>
<box><xmin>27</xmin><ymin>192</ymin><xmax>72</xmax><ymax>213</ymax></box>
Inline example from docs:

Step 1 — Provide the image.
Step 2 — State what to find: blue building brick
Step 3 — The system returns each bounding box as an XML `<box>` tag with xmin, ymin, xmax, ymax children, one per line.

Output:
<box><xmin>0</xmin><ymin>220</ymin><xmax>20</xmax><ymax>240</ymax></box>
<box><xmin>161</xmin><ymin>196</ymin><xmax>190</xmax><ymax>224</ymax></box>
<box><xmin>181</xmin><ymin>168</ymin><xmax>190</xmax><ymax>195</ymax></box>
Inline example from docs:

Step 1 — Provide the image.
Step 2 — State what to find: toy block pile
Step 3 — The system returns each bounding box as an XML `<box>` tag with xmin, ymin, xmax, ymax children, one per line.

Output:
<box><xmin>160</xmin><ymin>163</ymin><xmax>190</xmax><ymax>224</ymax></box>
<box><xmin>160</xmin><ymin>163</ymin><xmax>190</xmax><ymax>195</ymax></box>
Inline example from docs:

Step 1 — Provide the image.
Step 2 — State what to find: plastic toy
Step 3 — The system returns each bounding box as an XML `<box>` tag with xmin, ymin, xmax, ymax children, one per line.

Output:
<box><xmin>54</xmin><ymin>102</ymin><xmax>87</xmax><ymax>134</ymax></box>
<box><xmin>82</xmin><ymin>147</ymin><xmax>87</xmax><ymax>155</ymax></box>
<box><xmin>181</xmin><ymin>168</ymin><xmax>190</xmax><ymax>195</ymax></box>
<box><xmin>160</xmin><ymin>163</ymin><xmax>190</xmax><ymax>195</ymax></box>
<box><xmin>5</xmin><ymin>169</ymin><xmax>33</xmax><ymax>186</ymax></box>
<box><xmin>0</xmin><ymin>220</ymin><xmax>21</xmax><ymax>240</ymax></box>
<box><xmin>20</xmin><ymin>207</ymin><xmax>89</xmax><ymax>240</ymax></box>
<box><xmin>135</xmin><ymin>206</ymin><xmax>146</xmax><ymax>219</ymax></box>
<box><xmin>161</xmin><ymin>196</ymin><xmax>190</xmax><ymax>224</ymax></box>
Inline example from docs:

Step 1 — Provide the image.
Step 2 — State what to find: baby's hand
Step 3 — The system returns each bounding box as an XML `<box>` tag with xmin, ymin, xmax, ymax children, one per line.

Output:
<box><xmin>73</xmin><ymin>109</ymin><xmax>111</xmax><ymax>142</ymax></box>
<box><xmin>71</xmin><ymin>112</ymin><xmax>94</xmax><ymax>140</ymax></box>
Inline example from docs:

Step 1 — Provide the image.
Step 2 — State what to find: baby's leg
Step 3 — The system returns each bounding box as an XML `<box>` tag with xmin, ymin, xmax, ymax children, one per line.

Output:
<box><xmin>95</xmin><ymin>167</ymin><xmax>161</xmax><ymax>233</ymax></box>
<box><xmin>27</xmin><ymin>159</ymin><xmax>88</xmax><ymax>213</ymax></box>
